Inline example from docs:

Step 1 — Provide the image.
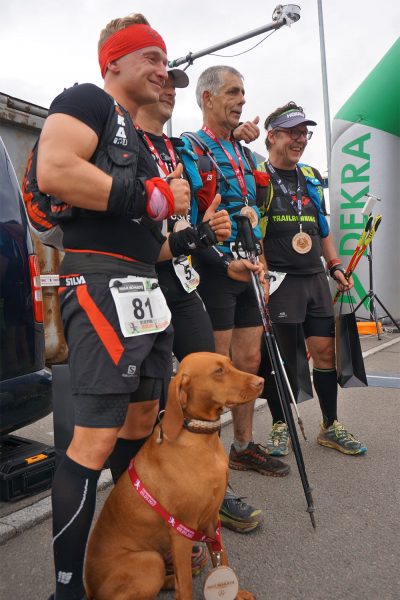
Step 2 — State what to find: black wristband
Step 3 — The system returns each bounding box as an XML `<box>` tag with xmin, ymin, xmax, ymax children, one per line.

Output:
<box><xmin>329</xmin><ymin>264</ymin><xmax>345</xmax><ymax>280</ymax></box>
<box><xmin>107</xmin><ymin>175</ymin><xmax>147</xmax><ymax>218</ymax></box>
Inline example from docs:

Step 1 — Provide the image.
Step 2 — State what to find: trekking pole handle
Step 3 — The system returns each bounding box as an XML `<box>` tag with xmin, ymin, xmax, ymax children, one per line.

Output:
<box><xmin>233</xmin><ymin>214</ymin><xmax>258</xmax><ymax>255</ymax></box>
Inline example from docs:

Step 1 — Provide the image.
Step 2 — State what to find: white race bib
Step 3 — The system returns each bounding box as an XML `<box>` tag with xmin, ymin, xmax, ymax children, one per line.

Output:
<box><xmin>172</xmin><ymin>255</ymin><xmax>200</xmax><ymax>293</ymax></box>
<box><xmin>109</xmin><ymin>276</ymin><xmax>171</xmax><ymax>337</ymax></box>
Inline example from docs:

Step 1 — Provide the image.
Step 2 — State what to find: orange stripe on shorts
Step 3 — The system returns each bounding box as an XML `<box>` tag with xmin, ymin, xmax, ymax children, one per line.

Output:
<box><xmin>76</xmin><ymin>285</ymin><xmax>124</xmax><ymax>366</ymax></box>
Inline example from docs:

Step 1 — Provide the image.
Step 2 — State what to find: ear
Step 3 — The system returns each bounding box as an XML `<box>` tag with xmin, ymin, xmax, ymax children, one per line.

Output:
<box><xmin>107</xmin><ymin>59</ymin><xmax>120</xmax><ymax>74</ymax></box>
<box><xmin>203</xmin><ymin>90</ymin><xmax>212</xmax><ymax>109</ymax></box>
<box><xmin>161</xmin><ymin>373</ymin><xmax>189</xmax><ymax>441</ymax></box>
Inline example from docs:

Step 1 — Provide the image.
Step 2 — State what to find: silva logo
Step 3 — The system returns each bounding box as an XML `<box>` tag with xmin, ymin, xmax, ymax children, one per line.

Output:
<box><xmin>206</xmin><ymin>174</ymin><xmax>213</xmax><ymax>181</ymax></box>
<box><xmin>122</xmin><ymin>365</ymin><xmax>137</xmax><ymax>377</ymax></box>
<box><xmin>65</xmin><ymin>275</ymin><xmax>86</xmax><ymax>286</ymax></box>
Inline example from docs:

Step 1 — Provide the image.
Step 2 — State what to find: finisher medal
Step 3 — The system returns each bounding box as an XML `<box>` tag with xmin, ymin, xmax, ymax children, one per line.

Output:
<box><xmin>292</xmin><ymin>231</ymin><xmax>312</xmax><ymax>254</ymax></box>
<box><xmin>240</xmin><ymin>205</ymin><xmax>258</xmax><ymax>228</ymax></box>
<box><xmin>203</xmin><ymin>566</ymin><xmax>239</xmax><ymax>600</ymax></box>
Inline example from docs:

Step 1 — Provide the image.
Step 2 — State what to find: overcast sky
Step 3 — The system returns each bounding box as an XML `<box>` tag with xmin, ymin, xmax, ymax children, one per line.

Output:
<box><xmin>1</xmin><ymin>0</ymin><xmax>399</xmax><ymax>172</ymax></box>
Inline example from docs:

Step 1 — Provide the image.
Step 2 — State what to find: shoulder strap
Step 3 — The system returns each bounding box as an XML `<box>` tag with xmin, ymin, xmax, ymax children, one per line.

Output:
<box><xmin>181</xmin><ymin>132</ymin><xmax>230</xmax><ymax>190</ymax></box>
<box><xmin>242</xmin><ymin>145</ymin><xmax>257</xmax><ymax>170</ymax></box>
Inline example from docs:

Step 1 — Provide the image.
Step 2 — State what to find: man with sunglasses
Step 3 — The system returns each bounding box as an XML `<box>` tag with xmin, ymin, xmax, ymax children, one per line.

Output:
<box><xmin>258</xmin><ymin>102</ymin><xmax>367</xmax><ymax>457</ymax></box>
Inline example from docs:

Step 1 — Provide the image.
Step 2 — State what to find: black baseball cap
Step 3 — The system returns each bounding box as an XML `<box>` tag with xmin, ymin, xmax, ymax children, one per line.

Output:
<box><xmin>269</xmin><ymin>108</ymin><xmax>316</xmax><ymax>129</ymax></box>
<box><xmin>167</xmin><ymin>68</ymin><xmax>189</xmax><ymax>88</ymax></box>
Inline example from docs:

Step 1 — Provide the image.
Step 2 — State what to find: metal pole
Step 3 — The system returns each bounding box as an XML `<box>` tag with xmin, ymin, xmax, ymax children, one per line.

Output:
<box><xmin>317</xmin><ymin>0</ymin><xmax>332</xmax><ymax>175</ymax></box>
<box><xmin>169</xmin><ymin>15</ymin><xmax>292</xmax><ymax>68</ymax></box>
<box><xmin>167</xmin><ymin>5</ymin><xmax>301</xmax><ymax>136</ymax></box>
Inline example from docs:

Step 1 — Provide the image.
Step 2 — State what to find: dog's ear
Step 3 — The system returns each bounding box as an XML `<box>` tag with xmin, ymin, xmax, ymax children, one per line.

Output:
<box><xmin>161</xmin><ymin>372</ymin><xmax>189</xmax><ymax>442</ymax></box>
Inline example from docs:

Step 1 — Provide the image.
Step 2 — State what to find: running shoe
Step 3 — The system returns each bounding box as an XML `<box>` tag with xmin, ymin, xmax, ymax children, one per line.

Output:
<box><xmin>229</xmin><ymin>442</ymin><xmax>290</xmax><ymax>476</ymax></box>
<box><xmin>165</xmin><ymin>544</ymin><xmax>208</xmax><ymax>576</ymax></box>
<box><xmin>317</xmin><ymin>420</ymin><xmax>367</xmax><ymax>455</ymax></box>
<box><xmin>265</xmin><ymin>421</ymin><xmax>290</xmax><ymax>456</ymax></box>
<box><xmin>219</xmin><ymin>488</ymin><xmax>263</xmax><ymax>533</ymax></box>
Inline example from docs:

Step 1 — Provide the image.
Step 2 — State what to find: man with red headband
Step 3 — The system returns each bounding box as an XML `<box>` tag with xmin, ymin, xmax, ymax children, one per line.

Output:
<box><xmin>37</xmin><ymin>14</ymin><xmax>225</xmax><ymax>600</ymax></box>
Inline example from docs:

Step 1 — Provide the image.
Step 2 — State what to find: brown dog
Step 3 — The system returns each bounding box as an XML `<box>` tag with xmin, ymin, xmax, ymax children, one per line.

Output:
<box><xmin>85</xmin><ymin>352</ymin><xmax>263</xmax><ymax>600</ymax></box>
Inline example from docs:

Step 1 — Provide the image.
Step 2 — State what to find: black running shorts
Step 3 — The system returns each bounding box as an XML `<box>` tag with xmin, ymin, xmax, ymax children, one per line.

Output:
<box><xmin>196</xmin><ymin>266</ymin><xmax>262</xmax><ymax>331</ymax></box>
<box><xmin>60</xmin><ymin>275</ymin><xmax>173</xmax><ymax>426</ymax></box>
<box><xmin>268</xmin><ymin>272</ymin><xmax>334</xmax><ymax>336</ymax></box>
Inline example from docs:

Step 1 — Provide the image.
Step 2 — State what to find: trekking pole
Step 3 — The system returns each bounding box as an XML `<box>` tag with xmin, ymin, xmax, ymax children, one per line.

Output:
<box><xmin>233</xmin><ymin>215</ymin><xmax>316</xmax><ymax>528</ymax></box>
<box><xmin>333</xmin><ymin>215</ymin><xmax>382</xmax><ymax>304</ymax></box>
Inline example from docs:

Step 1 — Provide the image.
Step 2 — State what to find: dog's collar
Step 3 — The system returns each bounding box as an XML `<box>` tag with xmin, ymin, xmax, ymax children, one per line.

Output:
<box><xmin>183</xmin><ymin>417</ymin><xmax>221</xmax><ymax>434</ymax></box>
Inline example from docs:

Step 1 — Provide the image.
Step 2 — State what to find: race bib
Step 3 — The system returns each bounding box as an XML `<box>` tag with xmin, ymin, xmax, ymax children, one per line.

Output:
<box><xmin>172</xmin><ymin>255</ymin><xmax>200</xmax><ymax>293</ymax></box>
<box><xmin>109</xmin><ymin>276</ymin><xmax>171</xmax><ymax>337</ymax></box>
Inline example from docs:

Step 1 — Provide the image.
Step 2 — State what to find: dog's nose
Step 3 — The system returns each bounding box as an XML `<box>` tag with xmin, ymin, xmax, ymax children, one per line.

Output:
<box><xmin>250</xmin><ymin>376</ymin><xmax>264</xmax><ymax>391</ymax></box>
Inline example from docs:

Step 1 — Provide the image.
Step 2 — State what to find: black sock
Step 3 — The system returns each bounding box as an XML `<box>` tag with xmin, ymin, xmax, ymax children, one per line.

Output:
<box><xmin>313</xmin><ymin>368</ymin><xmax>338</xmax><ymax>427</ymax></box>
<box><xmin>108</xmin><ymin>437</ymin><xmax>148</xmax><ymax>483</ymax></box>
<box><xmin>52</xmin><ymin>455</ymin><xmax>101</xmax><ymax>600</ymax></box>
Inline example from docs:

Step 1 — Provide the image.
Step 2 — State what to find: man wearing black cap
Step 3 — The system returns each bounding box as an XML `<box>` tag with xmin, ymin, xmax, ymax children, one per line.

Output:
<box><xmin>134</xmin><ymin>69</ymin><xmax>265</xmax><ymax>535</ymax></box>
<box><xmin>258</xmin><ymin>101</ymin><xmax>367</xmax><ymax>457</ymax></box>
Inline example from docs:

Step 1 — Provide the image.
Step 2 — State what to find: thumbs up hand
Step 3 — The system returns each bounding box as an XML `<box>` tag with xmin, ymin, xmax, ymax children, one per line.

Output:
<box><xmin>203</xmin><ymin>193</ymin><xmax>231</xmax><ymax>242</ymax></box>
<box><xmin>232</xmin><ymin>116</ymin><xmax>260</xmax><ymax>143</ymax></box>
<box><xmin>166</xmin><ymin>163</ymin><xmax>190</xmax><ymax>215</ymax></box>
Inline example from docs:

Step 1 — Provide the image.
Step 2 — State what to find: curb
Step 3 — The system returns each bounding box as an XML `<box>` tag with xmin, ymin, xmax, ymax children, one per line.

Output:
<box><xmin>0</xmin><ymin>399</ymin><xmax>267</xmax><ymax>545</ymax></box>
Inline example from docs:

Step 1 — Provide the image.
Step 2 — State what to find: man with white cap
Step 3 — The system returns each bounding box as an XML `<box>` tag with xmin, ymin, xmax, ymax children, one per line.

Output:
<box><xmin>258</xmin><ymin>101</ymin><xmax>367</xmax><ymax>459</ymax></box>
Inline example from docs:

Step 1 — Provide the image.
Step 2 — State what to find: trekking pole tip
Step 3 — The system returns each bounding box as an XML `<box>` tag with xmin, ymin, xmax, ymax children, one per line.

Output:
<box><xmin>298</xmin><ymin>417</ymin><xmax>307</xmax><ymax>440</ymax></box>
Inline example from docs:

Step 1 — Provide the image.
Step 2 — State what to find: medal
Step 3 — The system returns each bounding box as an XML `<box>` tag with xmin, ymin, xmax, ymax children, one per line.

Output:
<box><xmin>203</xmin><ymin>566</ymin><xmax>239</xmax><ymax>600</ymax></box>
<box><xmin>173</xmin><ymin>218</ymin><xmax>190</xmax><ymax>232</ymax></box>
<box><xmin>292</xmin><ymin>231</ymin><xmax>312</xmax><ymax>254</ymax></box>
<box><xmin>240</xmin><ymin>205</ymin><xmax>258</xmax><ymax>228</ymax></box>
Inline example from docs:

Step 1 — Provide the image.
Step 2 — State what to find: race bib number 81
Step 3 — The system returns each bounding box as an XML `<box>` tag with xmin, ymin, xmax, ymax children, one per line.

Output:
<box><xmin>110</xmin><ymin>276</ymin><xmax>171</xmax><ymax>337</ymax></box>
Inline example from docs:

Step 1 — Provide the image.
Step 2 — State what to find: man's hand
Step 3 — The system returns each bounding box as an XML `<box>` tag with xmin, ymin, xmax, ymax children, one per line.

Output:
<box><xmin>227</xmin><ymin>258</ymin><xmax>265</xmax><ymax>283</ymax></box>
<box><xmin>167</xmin><ymin>163</ymin><xmax>190</xmax><ymax>215</ymax></box>
<box><xmin>203</xmin><ymin>194</ymin><xmax>231</xmax><ymax>242</ymax></box>
<box><xmin>233</xmin><ymin>117</ymin><xmax>260</xmax><ymax>144</ymax></box>
<box><xmin>334</xmin><ymin>270</ymin><xmax>354</xmax><ymax>292</ymax></box>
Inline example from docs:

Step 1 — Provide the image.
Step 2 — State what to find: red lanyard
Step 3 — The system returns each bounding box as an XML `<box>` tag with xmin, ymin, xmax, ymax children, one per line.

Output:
<box><xmin>137</xmin><ymin>126</ymin><xmax>177</xmax><ymax>176</ymax></box>
<box><xmin>128</xmin><ymin>459</ymin><xmax>222</xmax><ymax>551</ymax></box>
<box><xmin>202</xmin><ymin>125</ymin><xmax>249</xmax><ymax>199</ymax></box>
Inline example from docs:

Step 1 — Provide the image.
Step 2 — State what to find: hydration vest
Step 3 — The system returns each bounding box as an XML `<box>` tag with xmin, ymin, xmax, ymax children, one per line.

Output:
<box><xmin>257</xmin><ymin>161</ymin><xmax>329</xmax><ymax>238</ymax></box>
<box><xmin>22</xmin><ymin>92</ymin><xmax>139</xmax><ymax>250</ymax></box>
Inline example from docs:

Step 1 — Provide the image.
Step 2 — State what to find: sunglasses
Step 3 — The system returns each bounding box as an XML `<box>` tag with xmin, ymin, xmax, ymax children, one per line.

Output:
<box><xmin>273</xmin><ymin>128</ymin><xmax>313</xmax><ymax>141</ymax></box>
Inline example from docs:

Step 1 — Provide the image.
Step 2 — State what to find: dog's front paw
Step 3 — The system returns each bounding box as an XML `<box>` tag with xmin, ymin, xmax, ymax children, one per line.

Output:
<box><xmin>236</xmin><ymin>589</ymin><xmax>256</xmax><ymax>600</ymax></box>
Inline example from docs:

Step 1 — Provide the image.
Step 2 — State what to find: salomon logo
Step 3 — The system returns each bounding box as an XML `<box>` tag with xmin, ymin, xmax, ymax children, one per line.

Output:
<box><xmin>122</xmin><ymin>365</ymin><xmax>137</xmax><ymax>377</ymax></box>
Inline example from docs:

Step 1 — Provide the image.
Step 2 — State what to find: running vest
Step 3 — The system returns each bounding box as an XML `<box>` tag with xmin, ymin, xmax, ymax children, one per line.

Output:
<box><xmin>22</xmin><ymin>95</ymin><xmax>139</xmax><ymax>250</ymax></box>
<box><xmin>180</xmin><ymin>132</ymin><xmax>268</xmax><ymax>254</ymax></box>
<box><xmin>257</xmin><ymin>161</ymin><xmax>329</xmax><ymax>239</ymax></box>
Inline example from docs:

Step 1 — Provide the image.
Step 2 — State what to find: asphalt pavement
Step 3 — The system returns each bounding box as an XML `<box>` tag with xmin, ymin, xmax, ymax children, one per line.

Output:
<box><xmin>1</xmin><ymin>332</ymin><xmax>399</xmax><ymax>600</ymax></box>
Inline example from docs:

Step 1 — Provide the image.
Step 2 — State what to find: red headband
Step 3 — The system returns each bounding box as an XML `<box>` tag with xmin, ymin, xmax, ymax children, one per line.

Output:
<box><xmin>99</xmin><ymin>24</ymin><xmax>167</xmax><ymax>78</ymax></box>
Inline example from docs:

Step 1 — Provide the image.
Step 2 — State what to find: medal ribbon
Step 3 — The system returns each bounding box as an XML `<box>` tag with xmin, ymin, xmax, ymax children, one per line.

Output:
<box><xmin>202</xmin><ymin>125</ymin><xmax>249</xmax><ymax>200</ymax></box>
<box><xmin>128</xmin><ymin>459</ymin><xmax>222</xmax><ymax>551</ymax></box>
<box><xmin>266</xmin><ymin>161</ymin><xmax>304</xmax><ymax>231</ymax></box>
<box><xmin>137</xmin><ymin>126</ymin><xmax>177</xmax><ymax>176</ymax></box>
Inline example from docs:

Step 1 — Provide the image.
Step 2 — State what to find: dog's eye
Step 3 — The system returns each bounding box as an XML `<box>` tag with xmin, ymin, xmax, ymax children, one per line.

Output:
<box><xmin>213</xmin><ymin>367</ymin><xmax>224</xmax><ymax>376</ymax></box>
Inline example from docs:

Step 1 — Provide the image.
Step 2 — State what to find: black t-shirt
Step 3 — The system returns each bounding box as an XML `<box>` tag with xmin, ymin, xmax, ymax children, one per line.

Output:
<box><xmin>48</xmin><ymin>83</ymin><xmax>163</xmax><ymax>266</ymax></box>
<box><xmin>263</xmin><ymin>166</ymin><xmax>324</xmax><ymax>275</ymax></box>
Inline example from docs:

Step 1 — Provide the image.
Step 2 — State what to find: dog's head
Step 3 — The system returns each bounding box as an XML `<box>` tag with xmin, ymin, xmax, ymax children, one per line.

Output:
<box><xmin>161</xmin><ymin>352</ymin><xmax>264</xmax><ymax>441</ymax></box>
